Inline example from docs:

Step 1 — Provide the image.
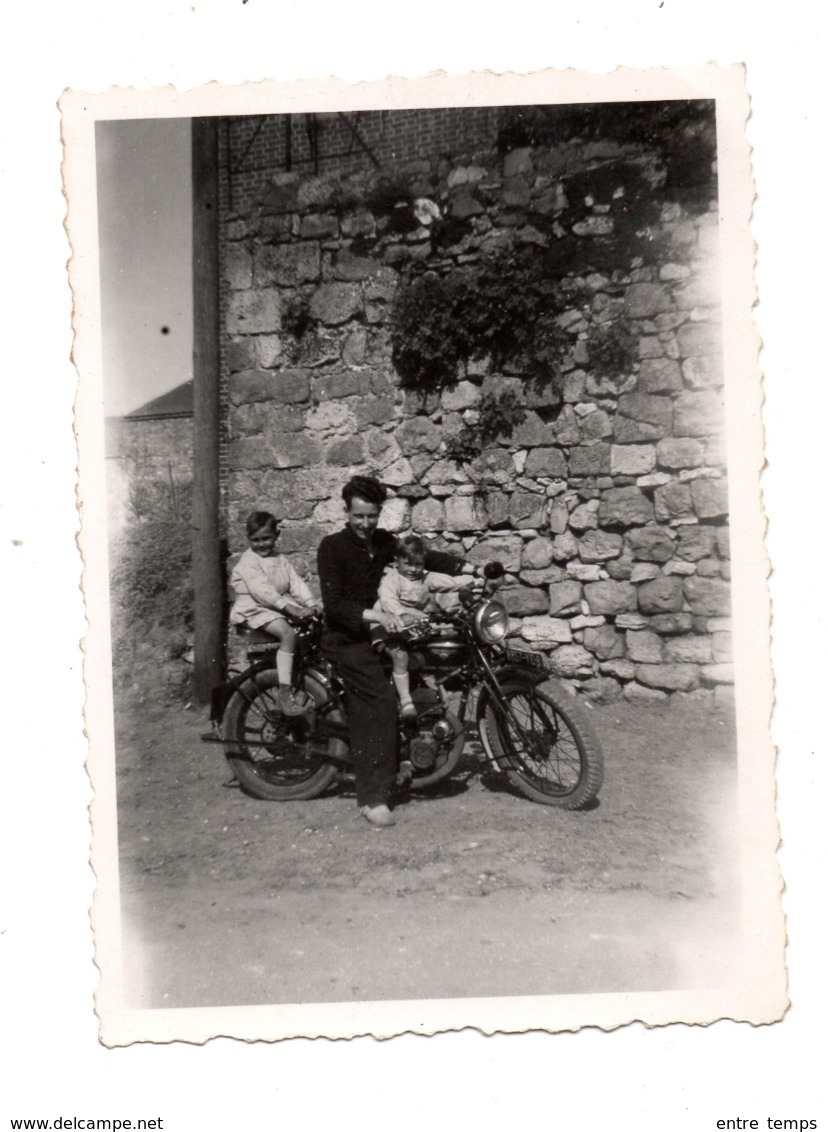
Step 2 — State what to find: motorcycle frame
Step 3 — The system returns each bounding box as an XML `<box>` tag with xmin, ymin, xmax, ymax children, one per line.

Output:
<box><xmin>412</xmin><ymin>611</ymin><xmax>549</xmax><ymax>770</ymax></box>
<box><xmin>206</xmin><ymin>601</ymin><xmax>548</xmax><ymax>774</ymax></box>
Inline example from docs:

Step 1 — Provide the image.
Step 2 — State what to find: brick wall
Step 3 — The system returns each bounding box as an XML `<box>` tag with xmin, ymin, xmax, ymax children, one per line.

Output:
<box><xmin>224</xmin><ymin>108</ymin><xmax>503</xmax><ymax>215</ymax></box>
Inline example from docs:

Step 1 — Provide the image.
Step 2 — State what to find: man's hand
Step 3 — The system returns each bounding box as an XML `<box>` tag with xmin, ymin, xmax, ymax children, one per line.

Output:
<box><xmin>376</xmin><ymin>611</ymin><xmax>408</xmax><ymax>634</ymax></box>
<box><xmin>401</xmin><ymin>610</ymin><xmax>428</xmax><ymax>625</ymax></box>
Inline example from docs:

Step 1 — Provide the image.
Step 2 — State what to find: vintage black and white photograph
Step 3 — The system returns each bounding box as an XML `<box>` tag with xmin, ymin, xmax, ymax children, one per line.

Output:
<box><xmin>64</xmin><ymin>68</ymin><xmax>782</xmax><ymax>1043</ymax></box>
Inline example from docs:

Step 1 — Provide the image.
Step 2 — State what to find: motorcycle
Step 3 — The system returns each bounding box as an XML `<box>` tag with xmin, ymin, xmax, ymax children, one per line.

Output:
<box><xmin>203</xmin><ymin>562</ymin><xmax>603</xmax><ymax>809</ymax></box>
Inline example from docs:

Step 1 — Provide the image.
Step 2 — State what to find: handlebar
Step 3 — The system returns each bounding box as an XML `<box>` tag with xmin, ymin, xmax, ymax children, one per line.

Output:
<box><xmin>483</xmin><ymin>560</ymin><xmax>506</xmax><ymax>581</ymax></box>
<box><xmin>283</xmin><ymin>608</ymin><xmax>324</xmax><ymax>631</ymax></box>
<box><xmin>283</xmin><ymin>560</ymin><xmax>509</xmax><ymax>639</ymax></box>
<box><xmin>459</xmin><ymin>559</ymin><xmax>508</xmax><ymax>607</ymax></box>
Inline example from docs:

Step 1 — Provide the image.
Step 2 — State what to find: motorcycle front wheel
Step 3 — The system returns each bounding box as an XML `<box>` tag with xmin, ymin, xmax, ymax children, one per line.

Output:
<box><xmin>222</xmin><ymin>670</ymin><xmax>341</xmax><ymax>801</ymax></box>
<box><xmin>481</xmin><ymin>680</ymin><xmax>603</xmax><ymax>809</ymax></box>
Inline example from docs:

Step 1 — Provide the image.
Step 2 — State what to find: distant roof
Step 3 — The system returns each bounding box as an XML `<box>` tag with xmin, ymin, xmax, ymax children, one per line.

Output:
<box><xmin>124</xmin><ymin>380</ymin><xmax>193</xmax><ymax>421</ymax></box>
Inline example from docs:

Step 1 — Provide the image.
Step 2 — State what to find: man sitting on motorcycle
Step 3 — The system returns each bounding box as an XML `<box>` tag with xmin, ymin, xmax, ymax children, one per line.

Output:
<box><xmin>372</xmin><ymin>534</ymin><xmax>478</xmax><ymax>722</ymax></box>
<box><xmin>316</xmin><ymin>475</ymin><xmax>479</xmax><ymax>829</ymax></box>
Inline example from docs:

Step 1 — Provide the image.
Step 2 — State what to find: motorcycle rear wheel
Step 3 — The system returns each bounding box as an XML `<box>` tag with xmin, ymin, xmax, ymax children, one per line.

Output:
<box><xmin>482</xmin><ymin>680</ymin><xmax>603</xmax><ymax>809</ymax></box>
<box><xmin>223</xmin><ymin>670</ymin><xmax>340</xmax><ymax>800</ymax></box>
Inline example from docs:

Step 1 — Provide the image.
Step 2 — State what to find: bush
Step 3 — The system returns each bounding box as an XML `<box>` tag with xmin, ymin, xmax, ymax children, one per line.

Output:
<box><xmin>110</xmin><ymin>481</ymin><xmax>194</xmax><ymax>706</ymax></box>
<box><xmin>112</xmin><ymin>516</ymin><xmax>193</xmax><ymax>640</ymax></box>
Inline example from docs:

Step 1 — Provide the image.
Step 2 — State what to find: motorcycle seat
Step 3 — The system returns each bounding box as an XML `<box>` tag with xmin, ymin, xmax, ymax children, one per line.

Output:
<box><xmin>235</xmin><ymin>626</ymin><xmax>279</xmax><ymax>645</ymax></box>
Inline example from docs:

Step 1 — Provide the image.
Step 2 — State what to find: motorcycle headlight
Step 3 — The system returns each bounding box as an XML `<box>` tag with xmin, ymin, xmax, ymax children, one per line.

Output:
<box><xmin>474</xmin><ymin>599</ymin><xmax>509</xmax><ymax>644</ymax></box>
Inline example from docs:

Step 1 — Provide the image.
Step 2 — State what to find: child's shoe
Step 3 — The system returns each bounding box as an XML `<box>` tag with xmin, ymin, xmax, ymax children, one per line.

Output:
<box><xmin>395</xmin><ymin>760</ymin><xmax>414</xmax><ymax>788</ymax></box>
<box><xmin>400</xmin><ymin>700</ymin><xmax>418</xmax><ymax>723</ymax></box>
<box><xmin>278</xmin><ymin>686</ymin><xmax>308</xmax><ymax>716</ymax></box>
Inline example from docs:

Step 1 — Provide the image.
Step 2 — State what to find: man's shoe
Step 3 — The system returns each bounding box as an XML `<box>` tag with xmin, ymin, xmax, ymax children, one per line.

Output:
<box><xmin>359</xmin><ymin>804</ymin><xmax>396</xmax><ymax>827</ymax></box>
<box><xmin>278</xmin><ymin>686</ymin><xmax>307</xmax><ymax>716</ymax></box>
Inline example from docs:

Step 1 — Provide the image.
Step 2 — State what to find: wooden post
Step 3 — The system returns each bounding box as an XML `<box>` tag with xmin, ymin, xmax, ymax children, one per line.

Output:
<box><xmin>191</xmin><ymin>117</ymin><xmax>223</xmax><ymax>703</ymax></box>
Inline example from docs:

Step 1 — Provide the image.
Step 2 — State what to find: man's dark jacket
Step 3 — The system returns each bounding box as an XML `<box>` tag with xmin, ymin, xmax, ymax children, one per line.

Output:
<box><xmin>317</xmin><ymin>526</ymin><xmax>466</xmax><ymax>642</ymax></box>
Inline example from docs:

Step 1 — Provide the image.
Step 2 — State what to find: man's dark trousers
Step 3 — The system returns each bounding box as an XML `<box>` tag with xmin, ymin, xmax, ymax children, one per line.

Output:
<box><xmin>323</xmin><ymin>636</ymin><xmax>398</xmax><ymax>807</ymax></box>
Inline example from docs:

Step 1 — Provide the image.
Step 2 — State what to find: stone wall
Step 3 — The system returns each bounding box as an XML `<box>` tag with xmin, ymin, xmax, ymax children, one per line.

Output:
<box><xmin>219</xmin><ymin>132</ymin><xmax>731</xmax><ymax>706</ymax></box>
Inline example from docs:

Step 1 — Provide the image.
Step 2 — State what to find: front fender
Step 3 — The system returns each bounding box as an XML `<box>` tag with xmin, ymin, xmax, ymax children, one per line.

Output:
<box><xmin>474</xmin><ymin>666</ymin><xmax>547</xmax><ymax>770</ymax></box>
<box><xmin>475</xmin><ymin>667</ymin><xmax>547</xmax><ymax>734</ymax></box>
<box><xmin>489</xmin><ymin>663</ymin><xmax>548</xmax><ymax>688</ymax></box>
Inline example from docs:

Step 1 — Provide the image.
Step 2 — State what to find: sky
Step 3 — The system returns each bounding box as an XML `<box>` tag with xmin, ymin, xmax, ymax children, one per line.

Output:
<box><xmin>96</xmin><ymin>117</ymin><xmax>193</xmax><ymax>418</ymax></box>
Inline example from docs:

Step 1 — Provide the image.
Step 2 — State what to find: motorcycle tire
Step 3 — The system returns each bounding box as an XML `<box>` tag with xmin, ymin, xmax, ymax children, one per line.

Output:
<box><xmin>481</xmin><ymin>679</ymin><xmax>603</xmax><ymax>809</ymax></box>
<box><xmin>222</xmin><ymin>669</ymin><xmax>340</xmax><ymax>801</ymax></box>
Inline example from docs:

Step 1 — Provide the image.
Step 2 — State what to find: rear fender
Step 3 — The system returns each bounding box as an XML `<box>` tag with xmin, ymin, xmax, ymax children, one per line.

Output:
<box><xmin>303</xmin><ymin>662</ymin><xmax>341</xmax><ymax>702</ymax></box>
<box><xmin>209</xmin><ymin>660</ymin><xmax>274</xmax><ymax>723</ymax></box>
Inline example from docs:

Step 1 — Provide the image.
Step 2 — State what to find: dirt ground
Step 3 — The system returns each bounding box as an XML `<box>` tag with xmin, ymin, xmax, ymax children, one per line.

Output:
<box><xmin>113</xmin><ymin>687</ymin><xmax>740</xmax><ymax>1009</ymax></box>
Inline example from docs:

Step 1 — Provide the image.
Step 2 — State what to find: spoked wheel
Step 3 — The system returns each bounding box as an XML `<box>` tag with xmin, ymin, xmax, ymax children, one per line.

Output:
<box><xmin>482</xmin><ymin>680</ymin><xmax>603</xmax><ymax>809</ymax></box>
<box><xmin>222</xmin><ymin>670</ymin><xmax>341</xmax><ymax>800</ymax></box>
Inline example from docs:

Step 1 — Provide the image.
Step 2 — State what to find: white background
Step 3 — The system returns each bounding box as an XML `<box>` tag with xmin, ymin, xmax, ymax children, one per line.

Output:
<box><xmin>1</xmin><ymin>4</ymin><xmax>824</xmax><ymax>1129</ymax></box>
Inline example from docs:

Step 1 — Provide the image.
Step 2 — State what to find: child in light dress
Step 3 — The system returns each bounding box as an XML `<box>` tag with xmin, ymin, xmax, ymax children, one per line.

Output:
<box><xmin>230</xmin><ymin>511</ymin><xmax>318</xmax><ymax>715</ymax></box>
<box><xmin>374</xmin><ymin>535</ymin><xmax>477</xmax><ymax>720</ymax></box>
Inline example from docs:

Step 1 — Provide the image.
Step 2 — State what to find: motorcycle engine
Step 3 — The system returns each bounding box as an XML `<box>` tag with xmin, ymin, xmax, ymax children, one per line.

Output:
<box><xmin>409</xmin><ymin>735</ymin><xmax>439</xmax><ymax>770</ymax></box>
<box><xmin>406</xmin><ymin>710</ymin><xmax>463</xmax><ymax>770</ymax></box>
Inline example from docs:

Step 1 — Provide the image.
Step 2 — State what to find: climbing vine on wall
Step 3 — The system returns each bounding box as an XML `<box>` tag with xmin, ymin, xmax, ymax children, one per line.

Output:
<box><xmin>586</xmin><ymin>318</ymin><xmax>638</xmax><ymax>379</ymax></box>
<box><xmin>379</xmin><ymin>105</ymin><xmax>711</xmax><ymax>460</ymax></box>
<box><xmin>389</xmin><ymin>247</ymin><xmax>639</xmax><ymax>461</ymax></box>
<box><xmin>444</xmin><ymin>391</ymin><xmax>528</xmax><ymax>463</ymax></box>
<box><xmin>390</xmin><ymin>248</ymin><xmax>585</xmax><ymax>395</ymax></box>
<box><xmin>497</xmin><ymin>100</ymin><xmax>717</xmax><ymax>202</ymax></box>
